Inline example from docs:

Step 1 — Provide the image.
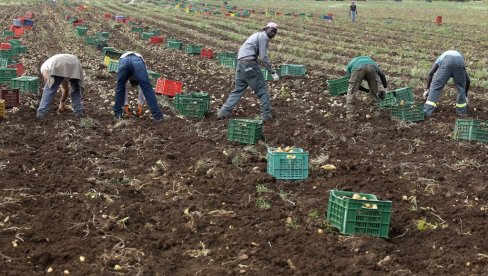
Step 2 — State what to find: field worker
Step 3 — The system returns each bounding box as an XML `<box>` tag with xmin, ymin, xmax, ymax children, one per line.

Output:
<box><xmin>113</xmin><ymin>51</ymin><xmax>163</xmax><ymax>122</ymax></box>
<box><xmin>349</xmin><ymin>1</ymin><xmax>357</xmax><ymax>22</ymax></box>
<box><xmin>423</xmin><ymin>50</ymin><xmax>470</xmax><ymax>116</ymax></box>
<box><xmin>124</xmin><ymin>79</ymin><xmax>145</xmax><ymax>117</ymax></box>
<box><xmin>37</xmin><ymin>54</ymin><xmax>84</xmax><ymax>118</ymax></box>
<box><xmin>217</xmin><ymin>22</ymin><xmax>280</xmax><ymax>121</ymax></box>
<box><xmin>345</xmin><ymin>56</ymin><xmax>387</xmax><ymax>119</ymax></box>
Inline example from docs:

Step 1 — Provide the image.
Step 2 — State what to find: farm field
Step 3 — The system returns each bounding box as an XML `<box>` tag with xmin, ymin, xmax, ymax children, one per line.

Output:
<box><xmin>1</xmin><ymin>0</ymin><xmax>488</xmax><ymax>274</ymax></box>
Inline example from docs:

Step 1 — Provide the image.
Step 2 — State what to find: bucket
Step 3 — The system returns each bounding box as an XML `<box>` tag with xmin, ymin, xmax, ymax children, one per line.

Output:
<box><xmin>436</xmin><ymin>16</ymin><xmax>442</xmax><ymax>25</ymax></box>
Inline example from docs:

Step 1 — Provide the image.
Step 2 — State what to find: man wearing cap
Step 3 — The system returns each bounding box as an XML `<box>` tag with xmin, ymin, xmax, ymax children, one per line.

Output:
<box><xmin>217</xmin><ymin>22</ymin><xmax>279</xmax><ymax>121</ymax></box>
<box><xmin>113</xmin><ymin>51</ymin><xmax>163</xmax><ymax>122</ymax></box>
<box><xmin>350</xmin><ymin>1</ymin><xmax>357</xmax><ymax>22</ymax></box>
<box><xmin>423</xmin><ymin>50</ymin><xmax>470</xmax><ymax>117</ymax></box>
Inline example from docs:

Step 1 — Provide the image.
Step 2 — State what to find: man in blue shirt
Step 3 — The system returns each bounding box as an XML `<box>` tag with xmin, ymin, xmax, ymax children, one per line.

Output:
<box><xmin>423</xmin><ymin>50</ymin><xmax>470</xmax><ymax>116</ymax></box>
<box><xmin>217</xmin><ymin>22</ymin><xmax>279</xmax><ymax>121</ymax></box>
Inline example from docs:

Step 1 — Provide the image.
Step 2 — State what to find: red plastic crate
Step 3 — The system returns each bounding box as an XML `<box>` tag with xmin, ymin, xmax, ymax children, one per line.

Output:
<box><xmin>0</xmin><ymin>88</ymin><xmax>20</xmax><ymax>108</ymax></box>
<box><xmin>104</xmin><ymin>13</ymin><xmax>112</xmax><ymax>19</ymax></box>
<box><xmin>7</xmin><ymin>63</ymin><xmax>24</xmax><ymax>76</ymax></box>
<box><xmin>0</xmin><ymin>43</ymin><xmax>11</xmax><ymax>50</ymax></box>
<box><xmin>155</xmin><ymin>78</ymin><xmax>183</xmax><ymax>97</ymax></box>
<box><xmin>72</xmin><ymin>20</ymin><xmax>84</xmax><ymax>28</ymax></box>
<box><xmin>150</xmin><ymin>36</ymin><xmax>164</xmax><ymax>44</ymax></box>
<box><xmin>13</xmin><ymin>28</ymin><xmax>24</xmax><ymax>37</ymax></box>
<box><xmin>201</xmin><ymin>48</ymin><xmax>214</xmax><ymax>59</ymax></box>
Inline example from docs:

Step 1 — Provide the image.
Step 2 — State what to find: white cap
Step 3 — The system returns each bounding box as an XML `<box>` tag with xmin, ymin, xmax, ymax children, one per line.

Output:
<box><xmin>266</xmin><ymin>22</ymin><xmax>278</xmax><ymax>30</ymax></box>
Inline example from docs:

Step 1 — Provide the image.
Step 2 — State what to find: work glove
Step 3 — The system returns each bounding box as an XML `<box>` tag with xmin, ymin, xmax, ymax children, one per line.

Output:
<box><xmin>378</xmin><ymin>89</ymin><xmax>386</xmax><ymax>100</ymax></box>
<box><xmin>423</xmin><ymin>89</ymin><xmax>429</xmax><ymax>100</ymax></box>
<box><xmin>272</xmin><ymin>72</ymin><xmax>280</xmax><ymax>81</ymax></box>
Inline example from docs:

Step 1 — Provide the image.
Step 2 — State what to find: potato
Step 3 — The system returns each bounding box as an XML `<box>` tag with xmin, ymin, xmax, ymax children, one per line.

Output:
<box><xmin>352</xmin><ymin>193</ymin><xmax>362</xmax><ymax>200</ymax></box>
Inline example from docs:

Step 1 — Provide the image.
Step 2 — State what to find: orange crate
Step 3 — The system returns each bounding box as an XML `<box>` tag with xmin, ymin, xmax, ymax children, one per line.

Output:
<box><xmin>155</xmin><ymin>78</ymin><xmax>182</xmax><ymax>97</ymax></box>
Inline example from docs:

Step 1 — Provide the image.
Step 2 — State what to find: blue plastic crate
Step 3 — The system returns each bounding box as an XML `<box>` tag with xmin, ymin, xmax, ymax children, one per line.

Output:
<box><xmin>267</xmin><ymin>147</ymin><xmax>309</xmax><ymax>180</ymax></box>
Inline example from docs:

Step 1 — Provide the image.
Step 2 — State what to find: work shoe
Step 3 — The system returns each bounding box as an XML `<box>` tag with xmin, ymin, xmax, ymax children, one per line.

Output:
<box><xmin>36</xmin><ymin>112</ymin><xmax>47</xmax><ymax>119</ymax></box>
<box><xmin>217</xmin><ymin>111</ymin><xmax>229</xmax><ymax>120</ymax></box>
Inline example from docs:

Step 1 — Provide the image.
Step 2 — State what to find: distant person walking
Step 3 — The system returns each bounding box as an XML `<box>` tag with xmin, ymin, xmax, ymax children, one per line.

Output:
<box><xmin>113</xmin><ymin>52</ymin><xmax>163</xmax><ymax>122</ymax></box>
<box><xmin>217</xmin><ymin>22</ymin><xmax>279</xmax><ymax>121</ymax></box>
<box><xmin>349</xmin><ymin>1</ymin><xmax>357</xmax><ymax>22</ymax></box>
<box><xmin>345</xmin><ymin>56</ymin><xmax>387</xmax><ymax>119</ymax></box>
<box><xmin>37</xmin><ymin>54</ymin><xmax>85</xmax><ymax>118</ymax></box>
<box><xmin>423</xmin><ymin>50</ymin><xmax>470</xmax><ymax>116</ymax></box>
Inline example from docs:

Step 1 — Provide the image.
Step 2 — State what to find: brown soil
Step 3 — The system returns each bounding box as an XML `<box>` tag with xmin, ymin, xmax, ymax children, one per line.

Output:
<box><xmin>1</xmin><ymin>3</ymin><xmax>488</xmax><ymax>275</ymax></box>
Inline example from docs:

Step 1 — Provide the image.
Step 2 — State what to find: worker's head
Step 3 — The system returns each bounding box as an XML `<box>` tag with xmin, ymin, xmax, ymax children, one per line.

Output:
<box><xmin>263</xmin><ymin>22</ymin><xmax>278</xmax><ymax>39</ymax></box>
<box><xmin>352</xmin><ymin>1</ymin><xmax>355</xmax><ymax>4</ymax></box>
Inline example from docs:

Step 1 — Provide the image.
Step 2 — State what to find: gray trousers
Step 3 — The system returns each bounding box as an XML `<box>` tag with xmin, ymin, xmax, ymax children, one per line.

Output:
<box><xmin>219</xmin><ymin>60</ymin><xmax>271</xmax><ymax>119</ymax></box>
<box><xmin>424</xmin><ymin>55</ymin><xmax>468</xmax><ymax>115</ymax></box>
<box><xmin>346</xmin><ymin>65</ymin><xmax>380</xmax><ymax>114</ymax></box>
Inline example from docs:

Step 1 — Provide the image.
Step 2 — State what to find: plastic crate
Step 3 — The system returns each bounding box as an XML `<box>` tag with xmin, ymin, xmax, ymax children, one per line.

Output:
<box><xmin>260</xmin><ymin>67</ymin><xmax>273</xmax><ymax>81</ymax></box>
<box><xmin>0</xmin><ymin>99</ymin><xmax>4</xmax><ymax>118</ymax></box>
<box><xmin>227</xmin><ymin>119</ymin><xmax>263</xmax><ymax>144</ymax></box>
<box><xmin>147</xmin><ymin>70</ymin><xmax>160</xmax><ymax>86</ymax></box>
<box><xmin>150</xmin><ymin>36</ymin><xmax>164</xmax><ymax>44</ymax></box>
<box><xmin>326</xmin><ymin>190</ymin><xmax>392</xmax><ymax>238</ymax></box>
<box><xmin>0</xmin><ymin>68</ymin><xmax>17</xmax><ymax>84</ymax></box>
<box><xmin>7</xmin><ymin>39</ymin><xmax>20</xmax><ymax>47</ymax></box>
<box><xmin>326</xmin><ymin>75</ymin><xmax>349</xmax><ymax>96</ymax></box>
<box><xmin>104</xmin><ymin>49</ymin><xmax>123</xmax><ymax>60</ymax></box>
<box><xmin>155</xmin><ymin>78</ymin><xmax>183</xmax><ymax>97</ymax></box>
<box><xmin>0</xmin><ymin>43</ymin><xmax>11</xmax><ymax>50</ymax></box>
<box><xmin>10</xmin><ymin>76</ymin><xmax>39</xmax><ymax>93</ymax></box>
<box><xmin>219</xmin><ymin>57</ymin><xmax>237</xmax><ymax>69</ymax></box>
<box><xmin>131</xmin><ymin>26</ymin><xmax>143</xmax><ymax>33</ymax></box>
<box><xmin>217</xmin><ymin>52</ymin><xmax>237</xmax><ymax>61</ymax></box>
<box><xmin>141</xmin><ymin>32</ymin><xmax>155</xmax><ymax>40</ymax></box>
<box><xmin>279</xmin><ymin>64</ymin><xmax>306</xmax><ymax>76</ymax></box>
<box><xmin>175</xmin><ymin>92</ymin><xmax>210</xmax><ymax>118</ymax></box>
<box><xmin>390</xmin><ymin>104</ymin><xmax>425</xmax><ymax>122</ymax></box>
<box><xmin>102</xmin><ymin>47</ymin><xmax>114</xmax><ymax>56</ymax></box>
<box><xmin>7</xmin><ymin>62</ymin><xmax>24</xmax><ymax>76</ymax></box>
<box><xmin>166</xmin><ymin>40</ymin><xmax>183</xmax><ymax>50</ymax></box>
<box><xmin>379</xmin><ymin>87</ymin><xmax>415</xmax><ymax>109</ymax></box>
<box><xmin>75</xmin><ymin>26</ymin><xmax>88</xmax><ymax>36</ymax></box>
<box><xmin>0</xmin><ymin>88</ymin><xmax>20</xmax><ymax>107</ymax></box>
<box><xmin>96</xmin><ymin>32</ymin><xmax>110</xmax><ymax>39</ymax></box>
<box><xmin>184</xmin><ymin>44</ymin><xmax>202</xmax><ymax>54</ymax></box>
<box><xmin>200</xmin><ymin>48</ymin><xmax>214</xmax><ymax>59</ymax></box>
<box><xmin>0</xmin><ymin>49</ymin><xmax>14</xmax><ymax>59</ymax></box>
<box><xmin>267</xmin><ymin>147</ymin><xmax>309</xmax><ymax>180</ymax></box>
<box><xmin>3</xmin><ymin>30</ymin><xmax>14</xmax><ymax>37</ymax></box>
<box><xmin>453</xmin><ymin>119</ymin><xmax>488</xmax><ymax>143</ymax></box>
<box><xmin>108</xmin><ymin>60</ymin><xmax>119</xmax><ymax>73</ymax></box>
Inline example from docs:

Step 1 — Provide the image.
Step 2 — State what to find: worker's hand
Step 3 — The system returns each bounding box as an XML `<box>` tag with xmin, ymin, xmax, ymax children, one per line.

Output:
<box><xmin>378</xmin><ymin>90</ymin><xmax>386</xmax><ymax>100</ymax></box>
<box><xmin>423</xmin><ymin>89</ymin><xmax>429</xmax><ymax>100</ymax></box>
<box><xmin>271</xmin><ymin>72</ymin><xmax>280</xmax><ymax>81</ymax></box>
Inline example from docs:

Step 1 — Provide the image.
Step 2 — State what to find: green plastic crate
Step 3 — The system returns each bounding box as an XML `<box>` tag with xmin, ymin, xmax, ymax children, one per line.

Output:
<box><xmin>149</xmin><ymin>29</ymin><xmax>161</xmax><ymax>36</ymax></box>
<box><xmin>11</xmin><ymin>46</ymin><xmax>27</xmax><ymax>55</ymax></box>
<box><xmin>326</xmin><ymin>75</ymin><xmax>349</xmax><ymax>96</ymax></box>
<box><xmin>453</xmin><ymin>119</ymin><xmax>488</xmax><ymax>143</ymax></box>
<box><xmin>216</xmin><ymin>52</ymin><xmax>237</xmax><ymax>61</ymax></box>
<box><xmin>0</xmin><ymin>58</ymin><xmax>8</xmax><ymax>68</ymax></box>
<box><xmin>219</xmin><ymin>57</ymin><xmax>237</xmax><ymax>69</ymax></box>
<box><xmin>75</xmin><ymin>26</ymin><xmax>88</xmax><ymax>36</ymax></box>
<box><xmin>10</xmin><ymin>76</ymin><xmax>39</xmax><ymax>93</ymax></box>
<box><xmin>184</xmin><ymin>45</ymin><xmax>202</xmax><ymax>54</ymax></box>
<box><xmin>7</xmin><ymin>39</ymin><xmax>20</xmax><ymax>47</ymax></box>
<box><xmin>327</xmin><ymin>190</ymin><xmax>392</xmax><ymax>238</ymax></box>
<box><xmin>3</xmin><ymin>30</ymin><xmax>14</xmax><ymax>36</ymax></box>
<box><xmin>379</xmin><ymin>87</ymin><xmax>415</xmax><ymax>109</ymax></box>
<box><xmin>279</xmin><ymin>64</ymin><xmax>306</xmax><ymax>76</ymax></box>
<box><xmin>105</xmin><ymin>49</ymin><xmax>123</xmax><ymax>60</ymax></box>
<box><xmin>175</xmin><ymin>92</ymin><xmax>210</xmax><ymax>118</ymax></box>
<box><xmin>0</xmin><ymin>49</ymin><xmax>15</xmax><ymax>59</ymax></box>
<box><xmin>108</xmin><ymin>60</ymin><xmax>119</xmax><ymax>73</ymax></box>
<box><xmin>227</xmin><ymin>119</ymin><xmax>263</xmax><ymax>144</ymax></box>
<box><xmin>141</xmin><ymin>32</ymin><xmax>155</xmax><ymax>40</ymax></box>
<box><xmin>102</xmin><ymin>47</ymin><xmax>114</xmax><ymax>56</ymax></box>
<box><xmin>166</xmin><ymin>40</ymin><xmax>183</xmax><ymax>50</ymax></box>
<box><xmin>267</xmin><ymin>147</ymin><xmax>308</xmax><ymax>180</ymax></box>
<box><xmin>390</xmin><ymin>104</ymin><xmax>425</xmax><ymax>122</ymax></box>
<box><xmin>261</xmin><ymin>67</ymin><xmax>273</xmax><ymax>81</ymax></box>
<box><xmin>0</xmin><ymin>68</ymin><xmax>17</xmax><ymax>84</ymax></box>
<box><xmin>147</xmin><ymin>70</ymin><xmax>160</xmax><ymax>86</ymax></box>
<box><xmin>96</xmin><ymin>31</ymin><xmax>110</xmax><ymax>39</ymax></box>
<box><xmin>131</xmin><ymin>26</ymin><xmax>143</xmax><ymax>33</ymax></box>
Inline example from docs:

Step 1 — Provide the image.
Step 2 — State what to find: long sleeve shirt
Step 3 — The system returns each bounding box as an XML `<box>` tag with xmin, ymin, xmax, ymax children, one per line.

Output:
<box><xmin>237</xmin><ymin>31</ymin><xmax>274</xmax><ymax>73</ymax></box>
<box><xmin>346</xmin><ymin>56</ymin><xmax>387</xmax><ymax>89</ymax></box>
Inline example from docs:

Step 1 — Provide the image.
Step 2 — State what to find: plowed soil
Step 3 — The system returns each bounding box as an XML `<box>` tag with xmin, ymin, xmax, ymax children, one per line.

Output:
<box><xmin>1</xmin><ymin>3</ymin><xmax>488</xmax><ymax>275</ymax></box>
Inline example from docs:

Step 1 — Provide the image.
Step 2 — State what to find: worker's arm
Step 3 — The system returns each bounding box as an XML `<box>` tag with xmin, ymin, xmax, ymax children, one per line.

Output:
<box><xmin>465</xmin><ymin>72</ymin><xmax>471</xmax><ymax>96</ymax></box>
<box><xmin>426</xmin><ymin>63</ymin><xmax>439</xmax><ymax>90</ymax></box>
<box><xmin>377</xmin><ymin>69</ymin><xmax>387</xmax><ymax>89</ymax></box>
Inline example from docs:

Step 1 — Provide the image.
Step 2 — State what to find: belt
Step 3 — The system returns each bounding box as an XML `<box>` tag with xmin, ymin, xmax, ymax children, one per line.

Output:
<box><xmin>238</xmin><ymin>59</ymin><xmax>257</xmax><ymax>64</ymax></box>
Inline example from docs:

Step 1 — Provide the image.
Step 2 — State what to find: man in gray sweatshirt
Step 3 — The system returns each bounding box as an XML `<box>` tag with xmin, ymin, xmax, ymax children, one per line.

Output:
<box><xmin>218</xmin><ymin>22</ymin><xmax>279</xmax><ymax>121</ymax></box>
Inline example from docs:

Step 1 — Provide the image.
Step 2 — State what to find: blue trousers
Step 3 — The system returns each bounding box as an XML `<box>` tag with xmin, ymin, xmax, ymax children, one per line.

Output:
<box><xmin>219</xmin><ymin>60</ymin><xmax>271</xmax><ymax>120</ymax></box>
<box><xmin>114</xmin><ymin>55</ymin><xmax>162</xmax><ymax>120</ymax></box>
<box><xmin>424</xmin><ymin>55</ymin><xmax>468</xmax><ymax>116</ymax></box>
<box><xmin>37</xmin><ymin>76</ymin><xmax>83</xmax><ymax>117</ymax></box>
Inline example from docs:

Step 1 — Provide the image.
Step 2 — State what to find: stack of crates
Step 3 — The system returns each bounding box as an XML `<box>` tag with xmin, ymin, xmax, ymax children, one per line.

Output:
<box><xmin>108</xmin><ymin>60</ymin><xmax>119</xmax><ymax>73</ymax></box>
<box><xmin>278</xmin><ymin>64</ymin><xmax>306</xmax><ymax>76</ymax></box>
<box><xmin>155</xmin><ymin>78</ymin><xmax>183</xmax><ymax>97</ymax></box>
<box><xmin>7</xmin><ymin>62</ymin><xmax>24</xmax><ymax>76</ymax></box>
<box><xmin>0</xmin><ymin>68</ymin><xmax>17</xmax><ymax>85</ymax></box>
<box><xmin>267</xmin><ymin>147</ymin><xmax>309</xmax><ymax>180</ymax></box>
<box><xmin>174</xmin><ymin>92</ymin><xmax>210</xmax><ymax>118</ymax></box>
<box><xmin>327</xmin><ymin>190</ymin><xmax>392</xmax><ymax>238</ymax></box>
<box><xmin>0</xmin><ymin>87</ymin><xmax>20</xmax><ymax>107</ymax></box>
<box><xmin>453</xmin><ymin>119</ymin><xmax>488</xmax><ymax>143</ymax></box>
<box><xmin>184</xmin><ymin>44</ymin><xmax>202</xmax><ymax>54</ymax></box>
<box><xmin>326</xmin><ymin>75</ymin><xmax>349</xmax><ymax>96</ymax></box>
<box><xmin>227</xmin><ymin>119</ymin><xmax>263</xmax><ymax>144</ymax></box>
<box><xmin>10</xmin><ymin>76</ymin><xmax>39</xmax><ymax>93</ymax></box>
<box><xmin>166</xmin><ymin>39</ymin><xmax>183</xmax><ymax>50</ymax></box>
